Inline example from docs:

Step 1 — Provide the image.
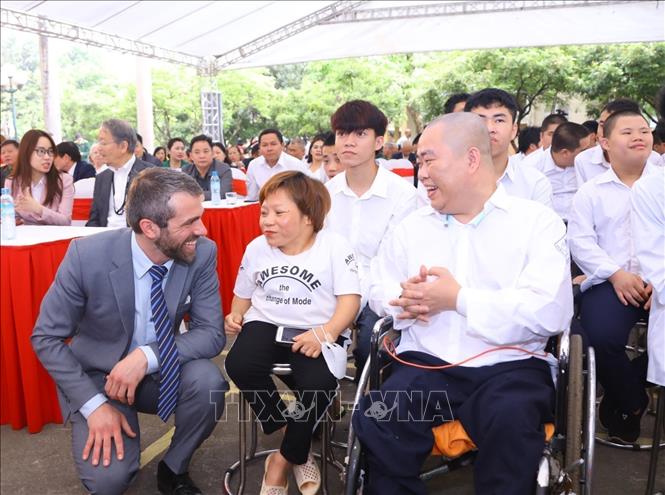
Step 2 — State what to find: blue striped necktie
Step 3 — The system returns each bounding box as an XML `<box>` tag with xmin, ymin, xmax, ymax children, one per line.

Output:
<box><xmin>148</xmin><ymin>265</ymin><xmax>181</xmax><ymax>422</ymax></box>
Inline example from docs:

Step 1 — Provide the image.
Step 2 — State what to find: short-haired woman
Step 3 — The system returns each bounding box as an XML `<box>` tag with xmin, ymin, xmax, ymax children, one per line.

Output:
<box><xmin>4</xmin><ymin>129</ymin><xmax>74</xmax><ymax>225</ymax></box>
<box><xmin>224</xmin><ymin>171</ymin><xmax>360</xmax><ymax>495</ymax></box>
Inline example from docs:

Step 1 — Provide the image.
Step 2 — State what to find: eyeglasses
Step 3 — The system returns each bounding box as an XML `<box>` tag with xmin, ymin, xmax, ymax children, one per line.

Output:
<box><xmin>34</xmin><ymin>147</ymin><xmax>56</xmax><ymax>157</ymax></box>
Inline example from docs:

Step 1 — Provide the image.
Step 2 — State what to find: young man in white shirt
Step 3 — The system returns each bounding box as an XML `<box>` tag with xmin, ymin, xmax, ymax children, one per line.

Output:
<box><xmin>325</xmin><ymin>100</ymin><xmax>417</xmax><ymax>378</ymax></box>
<box><xmin>575</xmin><ymin>98</ymin><xmax>662</xmax><ymax>185</ymax></box>
<box><xmin>245</xmin><ymin>129</ymin><xmax>309</xmax><ymax>200</ymax></box>
<box><xmin>321</xmin><ymin>133</ymin><xmax>345</xmax><ymax>180</ymax></box>
<box><xmin>353</xmin><ymin>113</ymin><xmax>571</xmax><ymax>494</ymax></box>
<box><xmin>568</xmin><ymin>109</ymin><xmax>655</xmax><ymax>444</ymax></box>
<box><xmin>464</xmin><ymin>88</ymin><xmax>553</xmax><ymax>208</ymax></box>
<box><xmin>528</xmin><ymin>122</ymin><xmax>592</xmax><ymax>220</ymax></box>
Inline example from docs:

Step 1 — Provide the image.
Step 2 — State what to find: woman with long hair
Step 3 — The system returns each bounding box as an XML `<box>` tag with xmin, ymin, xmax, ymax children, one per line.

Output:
<box><xmin>4</xmin><ymin>129</ymin><xmax>74</xmax><ymax>225</ymax></box>
<box><xmin>306</xmin><ymin>133</ymin><xmax>327</xmax><ymax>182</ymax></box>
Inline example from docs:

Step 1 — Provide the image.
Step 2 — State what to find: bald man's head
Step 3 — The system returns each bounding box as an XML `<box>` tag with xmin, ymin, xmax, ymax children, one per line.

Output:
<box><xmin>425</xmin><ymin>112</ymin><xmax>493</xmax><ymax>165</ymax></box>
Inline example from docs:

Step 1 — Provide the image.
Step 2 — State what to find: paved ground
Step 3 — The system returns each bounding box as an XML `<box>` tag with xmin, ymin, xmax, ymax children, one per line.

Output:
<box><xmin>1</xmin><ymin>351</ymin><xmax>663</xmax><ymax>495</ymax></box>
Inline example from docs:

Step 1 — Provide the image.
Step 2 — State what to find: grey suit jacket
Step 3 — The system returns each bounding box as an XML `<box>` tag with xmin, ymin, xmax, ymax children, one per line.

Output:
<box><xmin>86</xmin><ymin>158</ymin><xmax>155</xmax><ymax>227</ymax></box>
<box><xmin>31</xmin><ymin>228</ymin><xmax>226</xmax><ymax>421</ymax></box>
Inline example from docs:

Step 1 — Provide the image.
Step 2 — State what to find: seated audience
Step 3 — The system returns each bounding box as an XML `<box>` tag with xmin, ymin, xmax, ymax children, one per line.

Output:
<box><xmin>88</xmin><ymin>143</ymin><xmax>107</xmax><ymax>174</ymax></box>
<box><xmin>539</xmin><ymin>113</ymin><xmax>568</xmax><ymax>151</ymax></box>
<box><xmin>321</xmin><ymin>132</ymin><xmax>344</xmax><ymax>180</ymax></box>
<box><xmin>514</xmin><ymin>125</ymin><xmax>541</xmax><ymax>163</ymax></box>
<box><xmin>575</xmin><ymin>98</ymin><xmax>662</xmax><ymax>185</ymax></box>
<box><xmin>227</xmin><ymin>145</ymin><xmax>246</xmax><ymax>170</ymax></box>
<box><xmin>354</xmin><ymin>112</ymin><xmax>571</xmax><ymax>494</ymax></box>
<box><xmin>306</xmin><ymin>133</ymin><xmax>327</xmax><ymax>182</ymax></box>
<box><xmin>325</xmin><ymin>99</ymin><xmax>417</xmax><ymax>378</ymax></box>
<box><xmin>87</xmin><ymin>119</ymin><xmax>156</xmax><ymax>228</ymax></box>
<box><xmin>32</xmin><ymin>167</ymin><xmax>226</xmax><ymax>495</ymax></box>
<box><xmin>443</xmin><ymin>92</ymin><xmax>470</xmax><ymax>114</ymax></box>
<box><xmin>526</xmin><ymin>122</ymin><xmax>592</xmax><ymax>220</ymax></box>
<box><xmin>225</xmin><ymin>171</ymin><xmax>360</xmax><ymax>495</ymax></box>
<box><xmin>568</xmin><ymin>109</ymin><xmax>656</xmax><ymax>443</ymax></box>
<box><xmin>54</xmin><ymin>141</ymin><xmax>96</xmax><ymax>182</ymax></box>
<box><xmin>5</xmin><ymin>129</ymin><xmax>74</xmax><ymax>226</ymax></box>
<box><xmin>164</xmin><ymin>137</ymin><xmax>188</xmax><ymax>170</ymax></box>
<box><xmin>1</xmin><ymin>138</ymin><xmax>19</xmax><ymax>186</ymax></box>
<box><xmin>652</xmin><ymin>121</ymin><xmax>665</xmax><ymax>155</ymax></box>
<box><xmin>245</xmin><ymin>129</ymin><xmax>309</xmax><ymax>200</ymax></box>
<box><xmin>182</xmin><ymin>135</ymin><xmax>232</xmax><ymax>201</ymax></box>
<box><xmin>582</xmin><ymin>120</ymin><xmax>599</xmax><ymax>146</ymax></box>
<box><xmin>212</xmin><ymin>141</ymin><xmax>232</xmax><ymax>166</ymax></box>
<box><xmin>153</xmin><ymin>146</ymin><xmax>167</xmax><ymax>164</ymax></box>
<box><xmin>286</xmin><ymin>137</ymin><xmax>307</xmax><ymax>161</ymax></box>
<box><xmin>465</xmin><ymin>88</ymin><xmax>553</xmax><ymax>207</ymax></box>
<box><xmin>134</xmin><ymin>133</ymin><xmax>162</xmax><ymax>167</ymax></box>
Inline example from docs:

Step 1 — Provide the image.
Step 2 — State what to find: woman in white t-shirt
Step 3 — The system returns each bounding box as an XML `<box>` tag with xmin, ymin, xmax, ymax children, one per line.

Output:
<box><xmin>224</xmin><ymin>171</ymin><xmax>360</xmax><ymax>495</ymax></box>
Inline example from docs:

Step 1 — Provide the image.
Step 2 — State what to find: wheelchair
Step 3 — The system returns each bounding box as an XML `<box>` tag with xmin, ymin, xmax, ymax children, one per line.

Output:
<box><xmin>344</xmin><ymin>316</ymin><xmax>597</xmax><ymax>495</ymax></box>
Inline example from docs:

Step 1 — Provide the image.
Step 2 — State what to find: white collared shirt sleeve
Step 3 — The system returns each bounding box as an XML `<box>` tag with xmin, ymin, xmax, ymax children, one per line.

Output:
<box><xmin>631</xmin><ymin>171</ymin><xmax>665</xmax><ymax>303</ymax></box>
<box><xmin>460</xmin><ymin>211</ymin><xmax>572</xmax><ymax>345</ymax></box>
<box><xmin>567</xmin><ymin>185</ymin><xmax>621</xmax><ymax>289</ymax></box>
<box><xmin>138</xmin><ymin>345</ymin><xmax>159</xmax><ymax>374</ymax></box>
<box><xmin>78</xmin><ymin>393</ymin><xmax>108</xmax><ymax>419</ymax></box>
<box><xmin>532</xmin><ymin>172</ymin><xmax>554</xmax><ymax>208</ymax></box>
<box><xmin>245</xmin><ymin>167</ymin><xmax>259</xmax><ymax>201</ymax></box>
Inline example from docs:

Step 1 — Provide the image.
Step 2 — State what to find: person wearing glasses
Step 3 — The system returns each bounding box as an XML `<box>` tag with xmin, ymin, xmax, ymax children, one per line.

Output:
<box><xmin>86</xmin><ymin>119</ymin><xmax>156</xmax><ymax>228</ymax></box>
<box><xmin>4</xmin><ymin>129</ymin><xmax>74</xmax><ymax>225</ymax></box>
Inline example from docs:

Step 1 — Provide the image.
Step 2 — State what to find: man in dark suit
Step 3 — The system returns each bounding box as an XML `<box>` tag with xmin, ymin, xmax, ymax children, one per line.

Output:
<box><xmin>54</xmin><ymin>141</ymin><xmax>96</xmax><ymax>182</ymax></box>
<box><xmin>135</xmin><ymin>133</ymin><xmax>164</xmax><ymax>167</ymax></box>
<box><xmin>87</xmin><ymin>119</ymin><xmax>156</xmax><ymax>227</ymax></box>
<box><xmin>32</xmin><ymin>168</ymin><xmax>227</xmax><ymax>495</ymax></box>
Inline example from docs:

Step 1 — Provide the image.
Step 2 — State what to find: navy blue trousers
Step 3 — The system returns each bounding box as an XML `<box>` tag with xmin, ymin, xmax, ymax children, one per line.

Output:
<box><xmin>353</xmin><ymin>304</ymin><xmax>381</xmax><ymax>381</ymax></box>
<box><xmin>352</xmin><ymin>352</ymin><xmax>554</xmax><ymax>495</ymax></box>
<box><xmin>579</xmin><ymin>281</ymin><xmax>649</xmax><ymax>413</ymax></box>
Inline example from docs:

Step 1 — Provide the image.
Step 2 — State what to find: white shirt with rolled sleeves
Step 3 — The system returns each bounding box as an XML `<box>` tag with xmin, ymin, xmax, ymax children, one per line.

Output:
<box><xmin>233</xmin><ymin>229</ymin><xmax>361</xmax><ymax>328</ymax></box>
<box><xmin>526</xmin><ymin>149</ymin><xmax>578</xmax><ymax>220</ymax></box>
<box><xmin>497</xmin><ymin>157</ymin><xmax>553</xmax><ymax>208</ymax></box>
<box><xmin>567</xmin><ymin>163</ymin><xmax>659</xmax><ymax>292</ymax></box>
<box><xmin>631</xmin><ymin>168</ymin><xmax>665</xmax><ymax>386</ymax></box>
<box><xmin>369</xmin><ymin>186</ymin><xmax>572</xmax><ymax>368</ymax></box>
<box><xmin>574</xmin><ymin>144</ymin><xmax>662</xmax><ymax>185</ymax></box>
<box><xmin>324</xmin><ymin>166</ymin><xmax>418</xmax><ymax>304</ymax></box>
<box><xmin>245</xmin><ymin>152</ymin><xmax>310</xmax><ymax>200</ymax></box>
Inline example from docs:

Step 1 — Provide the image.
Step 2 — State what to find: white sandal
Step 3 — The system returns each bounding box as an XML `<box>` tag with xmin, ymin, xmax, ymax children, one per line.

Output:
<box><xmin>260</xmin><ymin>453</ymin><xmax>289</xmax><ymax>495</ymax></box>
<box><xmin>292</xmin><ymin>452</ymin><xmax>321</xmax><ymax>495</ymax></box>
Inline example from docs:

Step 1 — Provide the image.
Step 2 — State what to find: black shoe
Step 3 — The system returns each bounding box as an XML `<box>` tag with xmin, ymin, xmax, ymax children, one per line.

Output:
<box><xmin>607</xmin><ymin>408</ymin><xmax>645</xmax><ymax>445</ymax></box>
<box><xmin>598</xmin><ymin>395</ymin><xmax>616</xmax><ymax>431</ymax></box>
<box><xmin>157</xmin><ymin>461</ymin><xmax>202</xmax><ymax>495</ymax></box>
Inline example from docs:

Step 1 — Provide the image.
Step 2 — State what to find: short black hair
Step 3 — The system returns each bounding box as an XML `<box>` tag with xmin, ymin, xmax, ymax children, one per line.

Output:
<box><xmin>551</xmin><ymin>122</ymin><xmax>590</xmax><ymax>153</ymax></box>
<box><xmin>56</xmin><ymin>141</ymin><xmax>81</xmax><ymax>162</ymax></box>
<box><xmin>1</xmin><ymin>139</ymin><xmax>19</xmax><ymax>150</ymax></box>
<box><xmin>190</xmin><ymin>134</ymin><xmax>213</xmax><ymax>149</ymax></box>
<box><xmin>412</xmin><ymin>132</ymin><xmax>422</xmax><ymax>146</ymax></box>
<box><xmin>464</xmin><ymin>88</ymin><xmax>518</xmax><ymax>122</ymax></box>
<box><xmin>136</xmin><ymin>133</ymin><xmax>143</xmax><ymax>144</ymax></box>
<box><xmin>259</xmin><ymin>128</ymin><xmax>283</xmax><ymax>145</ymax></box>
<box><xmin>582</xmin><ymin>120</ymin><xmax>599</xmax><ymax>134</ymax></box>
<box><xmin>443</xmin><ymin>93</ymin><xmax>470</xmax><ymax>114</ymax></box>
<box><xmin>330</xmin><ymin>100</ymin><xmax>388</xmax><ymax>136</ymax></box>
<box><xmin>322</xmin><ymin>132</ymin><xmax>335</xmax><ymax>147</ymax></box>
<box><xmin>601</xmin><ymin>98</ymin><xmax>640</xmax><ymax>116</ymax></box>
<box><xmin>517</xmin><ymin>126</ymin><xmax>541</xmax><ymax>154</ymax></box>
<box><xmin>653</xmin><ymin>121</ymin><xmax>665</xmax><ymax>145</ymax></box>
<box><xmin>167</xmin><ymin>137</ymin><xmax>185</xmax><ymax>150</ymax></box>
<box><xmin>603</xmin><ymin>110</ymin><xmax>647</xmax><ymax>138</ymax></box>
<box><xmin>540</xmin><ymin>114</ymin><xmax>568</xmax><ymax>132</ymax></box>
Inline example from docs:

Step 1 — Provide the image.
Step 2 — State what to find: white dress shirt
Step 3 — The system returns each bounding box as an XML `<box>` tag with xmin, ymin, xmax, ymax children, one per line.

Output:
<box><xmin>527</xmin><ymin>149</ymin><xmax>578</xmax><ymax>220</ymax></box>
<box><xmin>79</xmin><ymin>232</ymin><xmax>173</xmax><ymax>418</ymax></box>
<box><xmin>245</xmin><ymin>152</ymin><xmax>309</xmax><ymax>200</ymax></box>
<box><xmin>369</xmin><ymin>185</ymin><xmax>572</xmax><ymax>368</ymax></box>
<box><xmin>568</xmin><ymin>162</ymin><xmax>658</xmax><ymax>292</ymax></box>
<box><xmin>107</xmin><ymin>155</ymin><xmax>136</xmax><ymax>228</ymax></box>
<box><xmin>631</xmin><ymin>168</ymin><xmax>665</xmax><ymax>386</ymax></box>
<box><xmin>30</xmin><ymin>176</ymin><xmax>46</xmax><ymax>203</ymax></box>
<box><xmin>325</xmin><ymin>166</ymin><xmax>417</xmax><ymax>300</ymax></box>
<box><xmin>497</xmin><ymin>157</ymin><xmax>553</xmax><ymax>208</ymax></box>
<box><xmin>67</xmin><ymin>162</ymin><xmax>77</xmax><ymax>177</ymax></box>
<box><xmin>518</xmin><ymin>146</ymin><xmax>546</xmax><ymax>168</ymax></box>
<box><xmin>575</xmin><ymin>144</ymin><xmax>662</xmax><ymax>185</ymax></box>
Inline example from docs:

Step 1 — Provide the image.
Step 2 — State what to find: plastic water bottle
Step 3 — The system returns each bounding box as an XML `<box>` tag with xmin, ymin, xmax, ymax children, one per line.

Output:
<box><xmin>1</xmin><ymin>187</ymin><xmax>17</xmax><ymax>240</ymax></box>
<box><xmin>210</xmin><ymin>170</ymin><xmax>222</xmax><ymax>205</ymax></box>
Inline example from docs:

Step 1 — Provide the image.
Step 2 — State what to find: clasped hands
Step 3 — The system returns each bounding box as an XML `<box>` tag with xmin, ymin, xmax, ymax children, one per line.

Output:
<box><xmin>14</xmin><ymin>188</ymin><xmax>43</xmax><ymax>216</ymax></box>
<box><xmin>389</xmin><ymin>265</ymin><xmax>461</xmax><ymax>322</ymax></box>
<box><xmin>82</xmin><ymin>349</ymin><xmax>147</xmax><ymax>467</ymax></box>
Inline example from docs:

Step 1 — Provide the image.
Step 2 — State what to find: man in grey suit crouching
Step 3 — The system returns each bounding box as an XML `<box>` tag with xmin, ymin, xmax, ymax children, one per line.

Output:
<box><xmin>32</xmin><ymin>167</ymin><xmax>227</xmax><ymax>495</ymax></box>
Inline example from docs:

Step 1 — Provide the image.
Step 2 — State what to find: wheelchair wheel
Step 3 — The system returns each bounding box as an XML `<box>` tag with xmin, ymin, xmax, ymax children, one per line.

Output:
<box><xmin>565</xmin><ymin>334</ymin><xmax>584</xmax><ymax>490</ymax></box>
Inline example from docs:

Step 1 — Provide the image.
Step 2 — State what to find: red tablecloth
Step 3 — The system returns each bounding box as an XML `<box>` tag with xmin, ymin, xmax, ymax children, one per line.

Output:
<box><xmin>72</xmin><ymin>198</ymin><xmax>93</xmax><ymax>221</ymax></box>
<box><xmin>201</xmin><ymin>203</ymin><xmax>261</xmax><ymax>315</ymax></box>
<box><xmin>232</xmin><ymin>179</ymin><xmax>248</xmax><ymax>196</ymax></box>
<box><xmin>0</xmin><ymin>240</ymin><xmax>70</xmax><ymax>433</ymax></box>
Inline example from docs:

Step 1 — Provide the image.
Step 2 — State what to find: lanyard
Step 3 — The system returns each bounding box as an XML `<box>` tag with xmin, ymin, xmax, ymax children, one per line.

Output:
<box><xmin>111</xmin><ymin>171</ymin><xmax>131</xmax><ymax>215</ymax></box>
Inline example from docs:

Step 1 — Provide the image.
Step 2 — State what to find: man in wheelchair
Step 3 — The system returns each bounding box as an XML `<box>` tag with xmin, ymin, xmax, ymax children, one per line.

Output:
<box><xmin>352</xmin><ymin>112</ymin><xmax>574</xmax><ymax>494</ymax></box>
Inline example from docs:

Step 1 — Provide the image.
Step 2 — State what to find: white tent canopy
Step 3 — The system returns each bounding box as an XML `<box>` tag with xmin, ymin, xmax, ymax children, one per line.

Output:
<box><xmin>2</xmin><ymin>1</ymin><xmax>664</xmax><ymax>72</ymax></box>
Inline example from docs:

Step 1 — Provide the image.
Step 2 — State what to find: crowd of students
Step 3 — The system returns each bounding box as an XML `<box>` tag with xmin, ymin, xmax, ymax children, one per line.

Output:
<box><xmin>1</xmin><ymin>85</ymin><xmax>663</xmax><ymax>495</ymax></box>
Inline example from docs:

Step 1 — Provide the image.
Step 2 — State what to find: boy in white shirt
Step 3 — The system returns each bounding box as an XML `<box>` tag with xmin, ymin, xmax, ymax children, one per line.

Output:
<box><xmin>325</xmin><ymin>100</ymin><xmax>417</xmax><ymax>378</ymax></box>
<box><xmin>321</xmin><ymin>133</ymin><xmax>345</xmax><ymax>180</ymax></box>
<box><xmin>464</xmin><ymin>88</ymin><xmax>553</xmax><ymax>208</ymax></box>
<box><xmin>528</xmin><ymin>122</ymin><xmax>592</xmax><ymax>220</ymax></box>
<box><xmin>568</xmin><ymin>109</ymin><xmax>655</xmax><ymax>444</ymax></box>
<box><xmin>354</xmin><ymin>113</ymin><xmax>571</xmax><ymax>494</ymax></box>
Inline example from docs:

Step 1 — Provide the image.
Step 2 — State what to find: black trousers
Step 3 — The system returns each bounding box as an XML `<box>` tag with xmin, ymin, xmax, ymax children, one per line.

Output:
<box><xmin>352</xmin><ymin>352</ymin><xmax>555</xmax><ymax>495</ymax></box>
<box><xmin>224</xmin><ymin>320</ymin><xmax>337</xmax><ymax>465</ymax></box>
<box><xmin>579</xmin><ymin>281</ymin><xmax>649</xmax><ymax>413</ymax></box>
